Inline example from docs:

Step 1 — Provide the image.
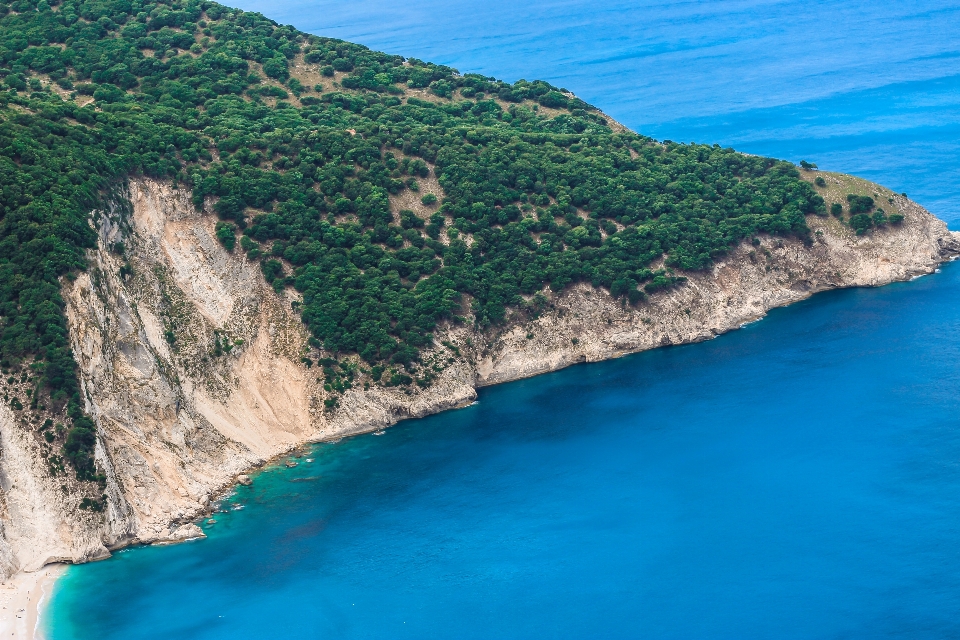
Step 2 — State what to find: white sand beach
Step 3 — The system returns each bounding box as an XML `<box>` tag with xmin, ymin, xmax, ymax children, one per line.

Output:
<box><xmin>0</xmin><ymin>566</ymin><xmax>66</xmax><ymax>640</ymax></box>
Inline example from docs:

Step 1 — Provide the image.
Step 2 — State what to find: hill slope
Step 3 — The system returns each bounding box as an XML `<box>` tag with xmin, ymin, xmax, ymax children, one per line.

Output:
<box><xmin>0</xmin><ymin>0</ymin><xmax>956</xmax><ymax>579</ymax></box>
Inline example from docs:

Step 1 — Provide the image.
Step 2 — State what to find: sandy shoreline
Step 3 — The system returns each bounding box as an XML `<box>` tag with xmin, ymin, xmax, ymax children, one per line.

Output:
<box><xmin>0</xmin><ymin>565</ymin><xmax>66</xmax><ymax>640</ymax></box>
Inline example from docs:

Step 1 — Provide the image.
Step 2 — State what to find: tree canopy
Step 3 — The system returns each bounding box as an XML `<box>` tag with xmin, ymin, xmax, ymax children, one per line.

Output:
<box><xmin>0</xmin><ymin>0</ymin><xmax>826</xmax><ymax>476</ymax></box>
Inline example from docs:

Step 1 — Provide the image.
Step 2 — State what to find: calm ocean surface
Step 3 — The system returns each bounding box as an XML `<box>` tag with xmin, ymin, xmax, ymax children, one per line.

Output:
<box><xmin>46</xmin><ymin>1</ymin><xmax>960</xmax><ymax>637</ymax></box>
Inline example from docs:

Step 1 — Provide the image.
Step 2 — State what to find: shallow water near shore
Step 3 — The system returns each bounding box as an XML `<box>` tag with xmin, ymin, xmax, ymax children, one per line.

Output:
<box><xmin>46</xmin><ymin>0</ymin><xmax>960</xmax><ymax>637</ymax></box>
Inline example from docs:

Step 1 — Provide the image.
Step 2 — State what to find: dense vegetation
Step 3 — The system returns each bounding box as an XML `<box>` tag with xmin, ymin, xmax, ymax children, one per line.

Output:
<box><xmin>830</xmin><ymin>193</ymin><xmax>902</xmax><ymax>235</ymax></box>
<box><xmin>0</xmin><ymin>0</ymin><xmax>829</xmax><ymax>477</ymax></box>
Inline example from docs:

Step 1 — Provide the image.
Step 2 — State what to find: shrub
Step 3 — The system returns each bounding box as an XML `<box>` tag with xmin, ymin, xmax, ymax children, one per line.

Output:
<box><xmin>847</xmin><ymin>194</ymin><xmax>875</xmax><ymax>214</ymax></box>
<box><xmin>430</xmin><ymin>80</ymin><xmax>453</xmax><ymax>98</ymax></box>
<box><xmin>539</xmin><ymin>91</ymin><xmax>569</xmax><ymax>108</ymax></box>
<box><xmin>610</xmin><ymin>277</ymin><xmax>637</xmax><ymax>299</ymax></box>
<box><xmin>215</xmin><ymin>221</ymin><xmax>236</xmax><ymax>251</ymax></box>
<box><xmin>4</xmin><ymin>74</ymin><xmax>26</xmax><ymax>91</ymax></box>
<box><xmin>0</xmin><ymin>0</ymin><xmax>834</xmax><ymax>474</ymax></box>
<box><xmin>849</xmin><ymin>213</ymin><xmax>874</xmax><ymax>235</ymax></box>
<box><xmin>261</xmin><ymin>259</ymin><xmax>283</xmax><ymax>283</ymax></box>
<box><xmin>64</xmin><ymin>416</ymin><xmax>97</xmax><ymax>480</ymax></box>
<box><xmin>421</xmin><ymin>193</ymin><xmax>438</xmax><ymax>205</ymax></box>
<box><xmin>644</xmin><ymin>273</ymin><xmax>687</xmax><ymax>294</ymax></box>
<box><xmin>400</xmin><ymin>210</ymin><xmax>424</xmax><ymax>229</ymax></box>
<box><xmin>262</xmin><ymin>57</ymin><xmax>289</xmax><ymax>80</ymax></box>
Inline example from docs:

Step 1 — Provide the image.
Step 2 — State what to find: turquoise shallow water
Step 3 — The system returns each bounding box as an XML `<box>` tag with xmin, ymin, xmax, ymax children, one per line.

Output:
<box><xmin>47</xmin><ymin>1</ymin><xmax>960</xmax><ymax>637</ymax></box>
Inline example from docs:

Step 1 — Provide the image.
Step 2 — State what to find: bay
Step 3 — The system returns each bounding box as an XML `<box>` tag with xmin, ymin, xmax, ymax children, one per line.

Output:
<box><xmin>46</xmin><ymin>1</ymin><xmax>960</xmax><ymax>637</ymax></box>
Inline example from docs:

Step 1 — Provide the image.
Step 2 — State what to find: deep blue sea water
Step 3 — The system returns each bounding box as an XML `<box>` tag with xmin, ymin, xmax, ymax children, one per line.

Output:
<box><xmin>45</xmin><ymin>1</ymin><xmax>960</xmax><ymax>637</ymax></box>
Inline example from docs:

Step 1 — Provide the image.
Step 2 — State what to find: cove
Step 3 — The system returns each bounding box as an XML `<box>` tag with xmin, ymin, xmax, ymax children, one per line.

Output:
<box><xmin>44</xmin><ymin>0</ymin><xmax>960</xmax><ymax>636</ymax></box>
<box><xmin>47</xmin><ymin>262</ymin><xmax>960</xmax><ymax>638</ymax></box>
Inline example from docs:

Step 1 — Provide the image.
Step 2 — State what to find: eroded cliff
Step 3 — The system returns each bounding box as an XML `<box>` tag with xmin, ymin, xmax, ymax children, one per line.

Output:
<box><xmin>0</xmin><ymin>174</ymin><xmax>956</xmax><ymax>579</ymax></box>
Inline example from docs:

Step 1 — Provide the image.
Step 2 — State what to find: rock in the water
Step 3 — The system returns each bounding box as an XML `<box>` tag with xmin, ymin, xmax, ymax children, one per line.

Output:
<box><xmin>170</xmin><ymin>524</ymin><xmax>205</xmax><ymax>541</ymax></box>
<box><xmin>237</xmin><ymin>474</ymin><xmax>252</xmax><ymax>486</ymax></box>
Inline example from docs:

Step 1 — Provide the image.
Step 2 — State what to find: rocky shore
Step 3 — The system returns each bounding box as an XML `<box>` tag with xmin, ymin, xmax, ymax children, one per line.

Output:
<box><xmin>0</xmin><ymin>172</ymin><xmax>957</xmax><ymax>607</ymax></box>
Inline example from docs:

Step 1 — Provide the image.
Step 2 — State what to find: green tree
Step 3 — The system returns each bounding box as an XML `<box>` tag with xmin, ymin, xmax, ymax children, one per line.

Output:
<box><xmin>216</xmin><ymin>222</ymin><xmax>236</xmax><ymax>251</ymax></box>
<box><xmin>0</xmin><ymin>0</ymin><xmax>836</xmax><ymax>473</ymax></box>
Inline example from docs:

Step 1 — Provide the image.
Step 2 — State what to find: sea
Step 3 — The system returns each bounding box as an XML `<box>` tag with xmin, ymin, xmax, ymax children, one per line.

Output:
<box><xmin>44</xmin><ymin>1</ymin><xmax>960</xmax><ymax>637</ymax></box>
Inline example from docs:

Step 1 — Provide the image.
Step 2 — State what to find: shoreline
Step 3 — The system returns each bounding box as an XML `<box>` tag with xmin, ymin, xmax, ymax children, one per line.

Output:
<box><xmin>203</xmin><ymin>246</ymin><xmax>960</xmax><ymax>512</ymax></box>
<box><xmin>3</xmin><ymin>180</ymin><xmax>957</xmax><ymax>615</ymax></box>
<box><xmin>8</xmin><ymin>250</ymin><xmax>960</xmax><ymax>640</ymax></box>
<box><xmin>114</xmin><ymin>232</ymin><xmax>960</xmax><ymax>542</ymax></box>
<box><xmin>0</xmin><ymin>564</ymin><xmax>65</xmax><ymax>640</ymax></box>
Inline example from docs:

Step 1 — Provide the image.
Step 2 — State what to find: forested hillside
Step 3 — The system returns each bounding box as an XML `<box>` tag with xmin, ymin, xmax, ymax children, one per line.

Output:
<box><xmin>0</xmin><ymin>0</ymin><xmax>828</xmax><ymax>476</ymax></box>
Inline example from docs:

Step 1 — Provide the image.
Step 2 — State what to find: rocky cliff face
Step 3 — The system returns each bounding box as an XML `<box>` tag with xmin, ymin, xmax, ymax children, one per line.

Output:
<box><xmin>0</xmin><ymin>176</ymin><xmax>956</xmax><ymax>579</ymax></box>
<box><xmin>475</xmin><ymin>193</ymin><xmax>959</xmax><ymax>385</ymax></box>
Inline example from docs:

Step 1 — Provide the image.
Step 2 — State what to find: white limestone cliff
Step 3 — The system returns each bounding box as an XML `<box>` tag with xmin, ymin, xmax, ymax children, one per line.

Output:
<box><xmin>0</xmin><ymin>174</ymin><xmax>956</xmax><ymax>581</ymax></box>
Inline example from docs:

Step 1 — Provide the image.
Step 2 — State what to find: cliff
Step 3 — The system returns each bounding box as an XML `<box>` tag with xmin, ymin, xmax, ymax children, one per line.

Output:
<box><xmin>0</xmin><ymin>173</ymin><xmax>956</xmax><ymax>579</ymax></box>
